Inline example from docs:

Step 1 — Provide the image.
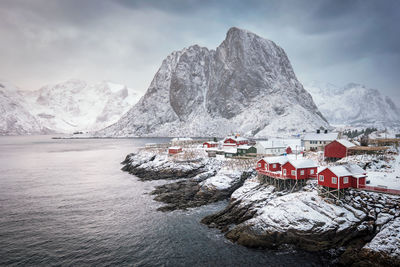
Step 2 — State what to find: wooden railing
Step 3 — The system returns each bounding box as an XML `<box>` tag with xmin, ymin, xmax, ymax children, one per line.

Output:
<box><xmin>358</xmin><ymin>185</ymin><xmax>400</xmax><ymax>195</ymax></box>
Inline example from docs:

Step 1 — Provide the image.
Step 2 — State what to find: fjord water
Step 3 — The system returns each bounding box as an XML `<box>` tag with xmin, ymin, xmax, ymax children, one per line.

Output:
<box><xmin>0</xmin><ymin>136</ymin><xmax>324</xmax><ymax>266</ymax></box>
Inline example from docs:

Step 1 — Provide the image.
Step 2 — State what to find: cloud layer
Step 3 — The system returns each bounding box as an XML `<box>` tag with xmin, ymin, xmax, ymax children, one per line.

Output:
<box><xmin>0</xmin><ymin>0</ymin><xmax>399</xmax><ymax>100</ymax></box>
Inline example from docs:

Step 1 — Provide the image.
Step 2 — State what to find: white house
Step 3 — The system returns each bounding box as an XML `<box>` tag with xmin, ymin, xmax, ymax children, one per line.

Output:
<box><xmin>302</xmin><ymin>130</ymin><xmax>339</xmax><ymax>151</ymax></box>
<box><xmin>255</xmin><ymin>140</ymin><xmax>286</xmax><ymax>155</ymax></box>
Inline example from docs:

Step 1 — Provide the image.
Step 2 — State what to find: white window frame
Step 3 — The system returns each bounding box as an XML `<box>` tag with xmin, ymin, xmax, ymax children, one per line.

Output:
<box><xmin>344</xmin><ymin>177</ymin><xmax>348</xmax><ymax>184</ymax></box>
<box><xmin>258</xmin><ymin>163</ymin><xmax>261</xmax><ymax>168</ymax></box>
<box><xmin>273</xmin><ymin>164</ymin><xmax>276</xmax><ymax>168</ymax></box>
<box><xmin>319</xmin><ymin>175</ymin><xmax>324</xmax><ymax>182</ymax></box>
<box><xmin>300</xmin><ymin>170</ymin><xmax>305</xmax><ymax>175</ymax></box>
<box><xmin>310</xmin><ymin>169</ymin><xmax>314</xmax><ymax>174</ymax></box>
<box><xmin>332</xmin><ymin>177</ymin><xmax>337</xmax><ymax>184</ymax></box>
<box><xmin>291</xmin><ymin>170</ymin><xmax>296</xmax><ymax>176</ymax></box>
<box><xmin>283</xmin><ymin>169</ymin><xmax>287</xmax><ymax>176</ymax></box>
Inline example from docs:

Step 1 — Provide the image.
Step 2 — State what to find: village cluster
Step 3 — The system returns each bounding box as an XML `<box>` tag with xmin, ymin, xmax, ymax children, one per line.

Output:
<box><xmin>165</xmin><ymin>130</ymin><xmax>399</xmax><ymax>199</ymax></box>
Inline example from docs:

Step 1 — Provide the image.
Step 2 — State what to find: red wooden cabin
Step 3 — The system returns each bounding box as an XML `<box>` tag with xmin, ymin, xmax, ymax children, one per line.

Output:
<box><xmin>203</xmin><ymin>141</ymin><xmax>218</xmax><ymax>148</ymax></box>
<box><xmin>324</xmin><ymin>139</ymin><xmax>356</xmax><ymax>160</ymax></box>
<box><xmin>223</xmin><ymin>136</ymin><xmax>249</xmax><ymax>147</ymax></box>
<box><xmin>257</xmin><ymin>156</ymin><xmax>288</xmax><ymax>172</ymax></box>
<box><xmin>168</xmin><ymin>146</ymin><xmax>182</xmax><ymax>155</ymax></box>
<box><xmin>281</xmin><ymin>159</ymin><xmax>317</xmax><ymax>180</ymax></box>
<box><xmin>286</xmin><ymin>146</ymin><xmax>293</xmax><ymax>154</ymax></box>
<box><xmin>318</xmin><ymin>164</ymin><xmax>367</xmax><ymax>189</ymax></box>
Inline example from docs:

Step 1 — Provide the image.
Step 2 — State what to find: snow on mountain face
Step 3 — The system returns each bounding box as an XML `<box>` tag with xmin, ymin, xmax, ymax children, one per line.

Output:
<box><xmin>99</xmin><ymin>27</ymin><xmax>328</xmax><ymax>137</ymax></box>
<box><xmin>0</xmin><ymin>81</ymin><xmax>44</xmax><ymax>135</ymax></box>
<box><xmin>0</xmin><ymin>79</ymin><xmax>141</xmax><ymax>135</ymax></box>
<box><xmin>23</xmin><ymin>79</ymin><xmax>141</xmax><ymax>133</ymax></box>
<box><xmin>304</xmin><ymin>81</ymin><xmax>400</xmax><ymax>128</ymax></box>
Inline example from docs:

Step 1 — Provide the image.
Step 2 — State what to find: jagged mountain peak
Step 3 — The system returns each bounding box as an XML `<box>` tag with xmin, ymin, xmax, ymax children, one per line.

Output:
<box><xmin>99</xmin><ymin>28</ymin><xmax>328</xmax><ymax>137</ymax></box>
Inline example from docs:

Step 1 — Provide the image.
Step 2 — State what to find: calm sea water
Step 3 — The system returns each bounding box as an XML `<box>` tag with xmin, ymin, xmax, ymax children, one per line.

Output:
<box><xmin>0</xmin><ymin>136</ymin><xmax>325</xmax><ymax>266</ymax></box>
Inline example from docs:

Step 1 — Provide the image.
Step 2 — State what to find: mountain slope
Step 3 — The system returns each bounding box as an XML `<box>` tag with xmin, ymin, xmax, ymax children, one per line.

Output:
<box><xmin>0</xmin><ymin>79</ymin><xmax>141</xmax><ymax>135</ymax></box>
<box><xmin>100</xmin><ymin>27</ymin><xmax>328</xmax><ymax>137</ymax></box>
<box><xmin>0</xmin><ymin>81</ymin><xmax>45</xmax><ymax>135</ymax></box>
<box><xmin>23</xmin><ymin>79</ymin><xmax>141</xmax><ymax>133</ymax></box>
<box><xmin>305</xmin><ymin>81</ymin><xmax>400</xmax><ymax>128</ymax></box>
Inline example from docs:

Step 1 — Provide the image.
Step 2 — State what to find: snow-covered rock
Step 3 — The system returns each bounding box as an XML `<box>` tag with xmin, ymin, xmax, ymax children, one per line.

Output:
<box><xmin>0</xmin><ymin>80</ymin><xmax>46</xmax><ymax>135</ymax></box>
<box><xmin>0</xmin><ymin>79</ymin><xmax>141</xmax><ymax>135</ymax></box>
<box><xmin>305</xmin><ymin>81</ymin><xmax>400</xmax><ymax>128</ymax></box>
<box><xmin>23</xmin><ymin>79</ymin><xmax>141</xmax><ymax>133</ymax></box>
<box><xmin>99</xmin><ymin>27</ymin><xmax>328</xmax><ymax>137</ymax></box>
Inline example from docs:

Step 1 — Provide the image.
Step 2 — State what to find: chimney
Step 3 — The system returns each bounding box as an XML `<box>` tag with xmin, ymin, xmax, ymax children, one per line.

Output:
<box><xmin>316</xmin><ymin>129</ymin><xmax>320</xmax><ymax>134</ymax></box>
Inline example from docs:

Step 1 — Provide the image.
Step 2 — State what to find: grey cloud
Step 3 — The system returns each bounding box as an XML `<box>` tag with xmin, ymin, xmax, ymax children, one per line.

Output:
<box><xmin>0</xmin><ymin>0</ymin><xmax>399</xmax><ymax>101</ymax></box>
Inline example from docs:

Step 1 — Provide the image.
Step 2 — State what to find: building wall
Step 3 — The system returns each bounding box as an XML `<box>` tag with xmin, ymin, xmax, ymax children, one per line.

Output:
<box><xmin>350</xmin><ymin>177</ymin><xmax>366</xmax><ymax>188</ymax></box>
<box><xmin>267</xmin><ymin>163</ymin><xmax>281</xmax><ymax>171</ymax></box>
<box><xmin>324</xmin><ymin>141</ymin><xmax>347</xmax><ymax>159</ymax></box>
<box><xmin>282</xmin><ymin>162</ymin><xmax>296</xmax><ymax>179</ymax></box>
<box><xmin>296</xmin><ymin>167</ymin><xmax>317</xmax><ymax>179</ymax></box>
<box><xmin>317</xmin><ymin>169</ymin><xmax>352</xmax><ymax>189</ymax></box>
<box><xmin>304</xmin><ymin>140</ymin><xmax>332</xmax><ymax>151</ymax></box>
<box><xmin>257</xmin><ymin>159</ymin><xmax>266</xmax><ymax>169</ymax></box>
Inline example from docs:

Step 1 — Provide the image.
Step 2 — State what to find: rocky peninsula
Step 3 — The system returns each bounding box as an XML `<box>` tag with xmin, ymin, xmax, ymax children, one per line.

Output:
<box><xmin>121</xmin><ymin>148</ymin><xmax>400</xmax><ymax>266</ymax></box>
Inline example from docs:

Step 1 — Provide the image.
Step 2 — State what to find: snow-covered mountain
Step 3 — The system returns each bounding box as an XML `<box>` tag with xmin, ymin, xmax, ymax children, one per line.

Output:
<box><xmin>0</xmin><ymin>79</ymin><xmax>141</xmax><ymax>135</ymax></box>
<box><xmin>304</xmin><ymin>81</ymin><xmax>400</xmax><ymax>128</ymax></box>
<box><xmin>99</xmin><ymin>27</ymin><xmax>328</xmax><ymax>137</ymax></box>
<box><xmin>0</xmin><ymin>81</ymin><xmax>45</xmax><ymax>135</ymax></box>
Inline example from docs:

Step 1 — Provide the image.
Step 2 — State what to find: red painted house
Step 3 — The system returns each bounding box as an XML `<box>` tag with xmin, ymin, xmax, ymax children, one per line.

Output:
<box><xmin>168</xmin><ymin>146</ymin><xmax>182</xmax><ymax>155</ymax></box>
<box><xmin>324</xmin><ymin>139</ymin><xmax>356</xmax><ymax>160</ymax></box>
<box><xmin>318</xmin><ymin>164</ymin><xmax>367</xmax><ymax>189</ymax></box>
<box><xmin>223</xmin><ymin>136</ymin><xmax>249</xmax><ymax>147</ymax></box>
<box><xmin>203</xmin><ymin>141</ymin><xmax>218</xmax><ymax>148</ymax></box>
<box><xmin>286</xmin><ymin>146</ymin><xmax>293</xmax><ymax>154</ymax></box>
<box><xmin>257</xmin><ymin>156</ymin><xmax>288</xmax><ymax>172</ymax></box>
<box><xmin>281</xmin><ymin>159</ymin><xmax>318</xmax><ymax>180</ymax></box>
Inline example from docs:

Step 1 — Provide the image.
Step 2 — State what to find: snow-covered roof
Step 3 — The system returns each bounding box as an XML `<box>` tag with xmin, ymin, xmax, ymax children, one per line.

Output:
<box><xmin>204</xmin><ymin>141</ymin><xmax>218</xmax><ymax>144</ymax></box>
<box><xmin>335</xmin><ymin>139</ymin><xmax>356</xmax><ymax>148</ymax></box>
<box><xmin>224</xmin><ymin>148</ymin><xmax>237</xmax><ymax>153</ymax></box>
<box><xmin>287</xmin><ymin>159</ymin><xmax>317</xmax><ymax>169</ymax></box>
<box><xmin>256</xmin><ymin>140</ymin><xmax>286</xmax><ymax>148</ymax></box>
<box><xmin>224</xmin><ymin>136</ymin><xmax>248</xmax><ymax>142</ymax></box>
<box><xmin>263</xmin><ymin>156</ymin><xmax>288</xmax><ymax>165</ymax></box>
<box><xmin>303</xmin><ymin>132</ymin><xmax>338</xmax><ymax>141</ymax></box>
<box><xmin>322</xmin><ymin>164</ymin><xmax>366</xmax><ymax>178</ymax></box>
<box><xmin>237</xmin><ymin>145</ymin><xmax>253</xmax><ymax>150</ymax></box>
<box><xmin>169</xmin><ymin>146</ymin><xmax>182</xmax><ymax>150</ymax></box>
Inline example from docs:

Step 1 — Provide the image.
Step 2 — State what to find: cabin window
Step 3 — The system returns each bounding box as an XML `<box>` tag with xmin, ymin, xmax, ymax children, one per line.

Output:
<box><xmin>283</xmin><ymin>169</ymin><xmax>287</xmax><ymax>175</ymax></box>
<box><xmin>319</xmin><ymin>175</ymin><xmax>324</xmax><ymax>182</ymax></box>
<box><xmin>344</xmin><ymin>177</ymin><xmax>349</xmax><ymax>184</ymax></box>
<box><xmin>332</xmin><ymin>177</ymin><xmax>337</xmax><ymax>184</ymax></box>
<box><xmin>273</xmin><ymin>164</ymin><xmax>276</xmax><ymax>168</ymax></box>
<box><xmin>258</xmin><ymin>163</ymin><xmax>261</xmax><ymax>167</ymax></box>
<box><xmin>291</xmin><ymin>170</ymin><xmax>295</xmax><ymax>176</ymax></box>
<box><xmin>310</xmin><ymin>169</ymin><xmax>314</xmax><ymax>174</ymax></box>
<box><xmin>300</xmin><ymin>170</ymin><xmax>304</xmax><ymax>175</ymax></box>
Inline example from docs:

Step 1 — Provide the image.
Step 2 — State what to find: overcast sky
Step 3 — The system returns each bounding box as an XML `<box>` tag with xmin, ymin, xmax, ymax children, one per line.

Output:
<box><xmin>0</xmin><ymin>0</ymin><xmax>399</xmax><ymax>100</ymax></box>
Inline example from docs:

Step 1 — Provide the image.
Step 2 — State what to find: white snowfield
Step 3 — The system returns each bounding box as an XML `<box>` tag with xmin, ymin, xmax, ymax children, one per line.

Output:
<box><xmin>0</xmin><ymin>79</ymin><xmax>141</xmax><ymax>134</ymax></box>
<box><xmin>249</xmin><ymin>190</ymin><xmax>365</xmax><ymax>233</ymax></box>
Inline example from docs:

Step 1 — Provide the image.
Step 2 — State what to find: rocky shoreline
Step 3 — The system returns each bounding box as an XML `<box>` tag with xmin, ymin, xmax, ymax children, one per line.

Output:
<box><xmin>121</xmin><ymin>150</ymin><xmax>400</xmax><ymax>266</ymax></box>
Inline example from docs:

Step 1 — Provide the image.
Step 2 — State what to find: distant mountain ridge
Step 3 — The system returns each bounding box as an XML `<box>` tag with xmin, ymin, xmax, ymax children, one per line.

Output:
<box><xmin>0</xmin><ymin>79</ymin><xmax>141</xmax><ymax>135</ymax></box>
<box><xmin>304</xmin><ymin>81</ymin><xmax>400</xmax><ymax>128</ymax></box>
<box><xmin>99</xmin><ymin>27</ymin><xmax>329</xmax><ymax>137</ymax></box>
